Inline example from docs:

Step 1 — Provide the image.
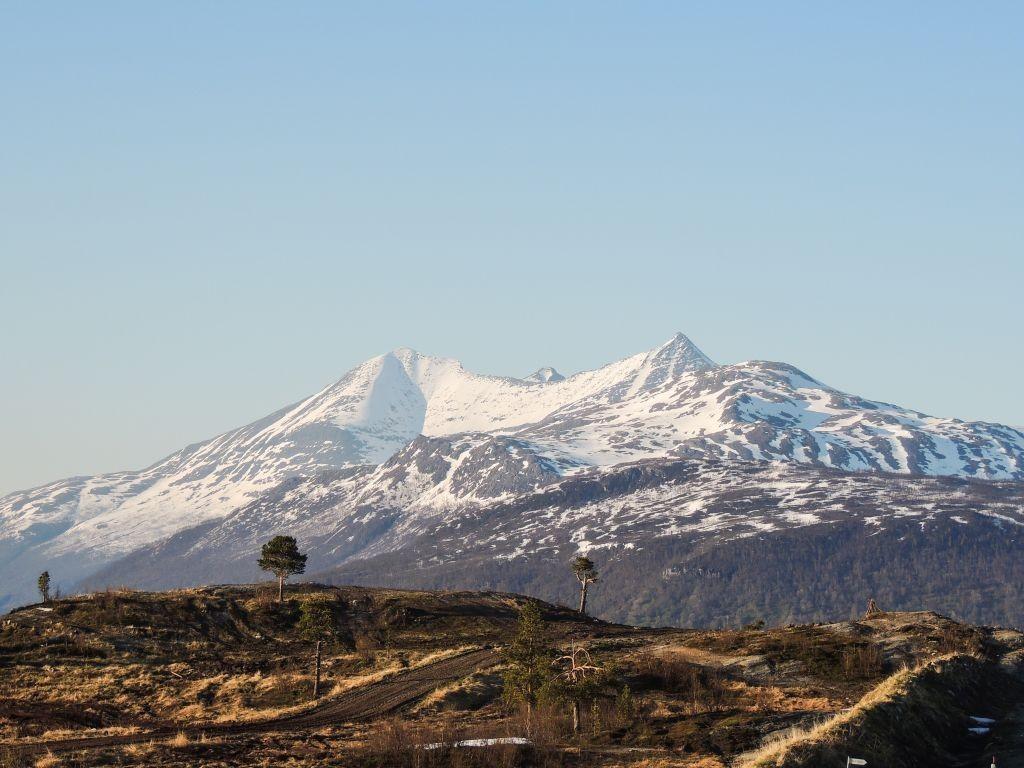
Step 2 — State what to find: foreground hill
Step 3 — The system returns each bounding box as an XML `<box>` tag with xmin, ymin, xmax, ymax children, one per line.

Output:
<box><xmin>3</xmin><ymin>332</ymin><xmax>1023</xmax><ymax>611</ymax></box>
<box><xmin>2</xmin><ymin>585</ymin><xmax>1023</xmax><ymax>767</ymax></box>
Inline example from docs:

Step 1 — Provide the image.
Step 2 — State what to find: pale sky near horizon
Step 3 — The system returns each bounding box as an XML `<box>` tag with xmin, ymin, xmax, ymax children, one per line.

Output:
<box><xmin>1</xmin><ymin>3</ymin><xmax>1022</xmax><ymax>496</ymax></box>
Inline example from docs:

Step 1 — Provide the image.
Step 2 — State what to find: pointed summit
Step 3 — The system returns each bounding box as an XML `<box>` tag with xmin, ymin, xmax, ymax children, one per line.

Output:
<box><xmin>620</xmin><ymin>333</ymin><xmax>715</xmax><ymax>396</ymax></box>
<box><xmin>648</xmin><ymin>332</ymin><xmax>716</xmax><ymax>370</ymax></box>
<box><xmin>524</xmin><ymin>366</ymin><xmax>565</xmax><ymax>384</ymax></box>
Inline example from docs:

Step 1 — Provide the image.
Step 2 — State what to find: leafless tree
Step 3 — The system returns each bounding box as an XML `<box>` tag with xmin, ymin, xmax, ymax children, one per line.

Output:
<box><xmin>554</xmin><ymin>643</ymin><xmax>603</xmax><ymax>733</ymax></box>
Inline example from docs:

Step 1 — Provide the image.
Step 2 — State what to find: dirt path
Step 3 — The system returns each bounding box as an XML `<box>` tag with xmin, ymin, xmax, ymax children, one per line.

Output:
<box><xmin>5</xmin><ymin>648</ymin><xmax>499</xmax><ymax>757</ymax></box>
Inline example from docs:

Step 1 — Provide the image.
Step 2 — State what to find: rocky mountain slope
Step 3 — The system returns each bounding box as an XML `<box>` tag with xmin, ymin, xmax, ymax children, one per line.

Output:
<box><xmin>85</xmin><ymin>449</ymin><xmax>1024</xmax><ymax>626</ymax></box>
<box><xmin>3</xmin><ymin>333</ymin><xmax>1024</xmax><ymax>613</ymax></box>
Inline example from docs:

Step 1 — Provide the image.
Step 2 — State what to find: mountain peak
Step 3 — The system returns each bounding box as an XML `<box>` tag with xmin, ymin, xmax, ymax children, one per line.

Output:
<box><xmin>647</xmin><ymin>332</ymin><xmax>716</xmax><ymax>371</ymax></box>
<box><xmin>524</xmin><ymin>366</ymin><xmax>565</xmax><ymax>384</ymax></box>
<box><xmin>389</xmin><ymin>346</ymin><xmax>423</xmax><ymax>362</ymax></box>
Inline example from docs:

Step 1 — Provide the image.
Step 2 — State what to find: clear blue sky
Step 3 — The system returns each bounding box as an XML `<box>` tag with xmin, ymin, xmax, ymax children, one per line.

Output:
<box><xmin>1</xmin><ymin>2</ymin><xmax>1022</xmax><ymax>495</ymax></box>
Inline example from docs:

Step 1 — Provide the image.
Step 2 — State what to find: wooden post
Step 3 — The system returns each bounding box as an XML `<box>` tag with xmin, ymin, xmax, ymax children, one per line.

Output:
<box><xmin>313</xmin><ymin>640</ymin><xmax>322</xmax><ymax>698</ymax></box>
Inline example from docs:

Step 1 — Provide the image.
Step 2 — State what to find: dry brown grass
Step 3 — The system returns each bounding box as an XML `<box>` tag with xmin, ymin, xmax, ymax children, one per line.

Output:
<box><xmin>362</xmin><ymin>718</ymin><xmax>535</xmax><ymax>768</ymax></box>
<box><xmin>36</xmin><ymin>726</ymin><xmax>140</xmax><ymax>742</ymax></box>
<box><xmin>414</xmin><ymin>645</ymin><xmax>478</xmax><ymax>667</ymax></box>
<box><xmin>0</xmin><ymin>659</ymin><xmax>212</xmax><ymax>735</ymax></box>
<box><xmin>167</xmin><ymin>731</ymin><xmax>189</xmax><ymax>748</ymax></box>
<box><xmin>685</xmin><ymin>758</ymin><xmax>729</xmax><ymax>768</ymax></box>
<box><xmin>728</xmin><ymin>679</ymin><xmax>836</xmax><ymax>716</ymax></box>
<box><xmin>168</xmin><ymin>669</ymin><xmax>310</xmax><ymax>722</ymax></box>
<box><xmin>187</xmin><ymin>646</ymin><xmax>482</xmax><ymax>726</ymax></box>
<box><xmin>21</xmin><ymin>644</ymin><xmax>466</xmax><ymax>729</ymax></box>
<box><xmin>8</xmin><ymin>588</ymin><xmax>998</xmax><ymax>768</ymax></box>
<box><xmin>2</xmin><ymin>660</ymin><xmax>179</xmax><ymax>729</ymax></box>
<box><xmin>634</xmin><ymin>651</ymin><xmax>733</xmax><ymax>713</ymax></box>
<box><xmin>249</xmin><ymin>585</ymin><xmax>280</xmax><ymax>608</ymax></box>
<box><xmin>741</xmin><ymin>656</ymin><xmax>959</xmax><ymax>767</ymax></box>
<box><xmin>412</xmin><ymin>668</ymin><xmax>498</xmax><ymax>713</ymax></box>
<box><xmin>640</xmin><ymin>642</ymin><xmax>746</xmax><ymax>668</ymax></box>
<box><xmin>122</xmin><ymin>741</ymin><xmax>156</xmax><ymax>759</ymax></box>
<box><xmin>740</xmin><ymin>716</ymin><xmax>834</xmax><ymax>767</ymax></box>
<box><xmin>413</xmin><ymin>676</ymin><xmax>473</xmax><ymax>712</ymax></box>
<box><xmin>841</xmin><ymin>645</ymin><xmax>885</xmax><ymax>680</ymax></box>
<box><xmin>630</xmin><ymin>758</ymin><xmax>726</xmax><ymax>768</ymax></box>
<box><xmin>32</xmin><ymin>752</ymin><xmax>61</xmax><ymax>768</ymax></box>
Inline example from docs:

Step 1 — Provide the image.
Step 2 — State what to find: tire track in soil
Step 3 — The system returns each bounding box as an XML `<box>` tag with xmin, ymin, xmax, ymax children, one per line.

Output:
<box><xmin>5</xmin><ymin>648</ymin><xmax>499</xmax><ymax>757</ymax></box>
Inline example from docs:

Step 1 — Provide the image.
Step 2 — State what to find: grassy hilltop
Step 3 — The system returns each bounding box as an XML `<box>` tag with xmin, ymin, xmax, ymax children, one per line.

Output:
<box><xmin>1</xmin><ymin>584</ymin><xmax>1022</xmax><ymax>767</ymax></box>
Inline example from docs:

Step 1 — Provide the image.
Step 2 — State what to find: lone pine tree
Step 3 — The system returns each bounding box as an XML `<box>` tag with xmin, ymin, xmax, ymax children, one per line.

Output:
<box><xmin>37</xmin><ymin>571</ymin><xmax>50</xmax><ymax>603</ymax></box>
<box><xmin>258</xmin><ymin>536</ymin><xmax>307</xmax><ymax>603</ymax></box>
<box><xmin>571</xmin><ymin>555</ymin><xmax>599</xmax><ymax>615</ymax></box>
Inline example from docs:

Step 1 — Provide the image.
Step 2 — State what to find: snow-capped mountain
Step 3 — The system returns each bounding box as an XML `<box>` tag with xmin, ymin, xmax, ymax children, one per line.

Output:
<box><xmin>2</xmin><ymin>332</ymin><xmax>1023</xmax><ymax>612</ymax></box>
<box><xmin>524</xmin><ymin>367</ymin><xmax>566</xmax><ymax>384</ymax></box>
<box><xmin>85</xmin><ymin>447</ymin><xmax>1024</xmax><ymax>627</ymax></box>
<box><xmin>91</xmin><ymin>434</ymin><xmax>1024</xmax><ymax>586</ymax></box>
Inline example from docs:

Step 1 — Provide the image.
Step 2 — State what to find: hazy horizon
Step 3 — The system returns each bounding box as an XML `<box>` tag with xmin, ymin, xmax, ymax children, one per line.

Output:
<box><xmin>2</xmin><ymin>3</ymin><xmax>1022</xmax><ymax>495</ymax></box>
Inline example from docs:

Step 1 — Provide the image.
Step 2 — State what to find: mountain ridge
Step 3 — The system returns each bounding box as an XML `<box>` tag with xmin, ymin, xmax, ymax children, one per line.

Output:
<box><xmin>2</xmin><ymin>332</ymin><xmax>1023</xmax><ymax>611</ymax></box>
<box><xmin>83</xmin><ymin>452</ymin><xmax>1024</xmax><ymax>627</ymax></box>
